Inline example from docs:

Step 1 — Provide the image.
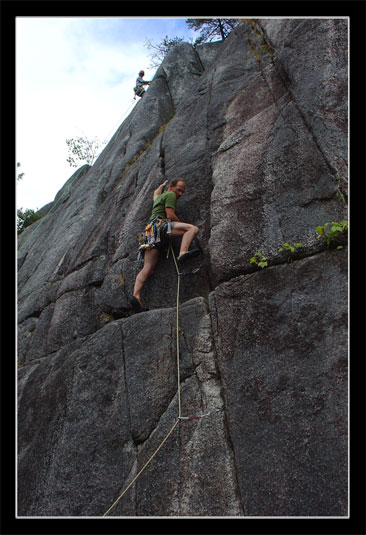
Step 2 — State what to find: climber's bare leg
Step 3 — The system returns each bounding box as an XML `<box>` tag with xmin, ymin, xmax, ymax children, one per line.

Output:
<box><xmin>171</xmin><ymin>223</ymin><xmax>199</xmax><ymax>257</ymax></box>
<box><xmin>133</xmin><ymin>248</ymin><xmax>159</xmax><ymax>305</ymax></box>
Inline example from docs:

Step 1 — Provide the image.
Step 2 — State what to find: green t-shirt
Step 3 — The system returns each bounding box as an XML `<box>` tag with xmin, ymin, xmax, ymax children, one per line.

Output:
<box><xmin>149</xmin><ymin>191</ymin><xmax>177</xmax><ymax>222</ymax></box>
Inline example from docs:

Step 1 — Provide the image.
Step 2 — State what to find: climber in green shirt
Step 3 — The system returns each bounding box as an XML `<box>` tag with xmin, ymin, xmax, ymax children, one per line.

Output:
<box><xmin>149</xmin><ymin>189</ymin><xmax>177</xmax><ymax>222</ymax></box>
<box><xmin>130</xmin><ymin>178</ymin><xmax>200</xmax><ymax>313</ymax></box>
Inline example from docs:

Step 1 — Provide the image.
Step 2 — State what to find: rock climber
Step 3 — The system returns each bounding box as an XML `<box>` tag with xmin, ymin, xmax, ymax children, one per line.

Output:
<box><xmin>134</xmin><ymin>70</ymin><xmax>151</xmax><ymax>99</ymax></box>
<box><xmin>130</xmin><ymin>178</ymin><xmax>200</xmax><ymax>313</ymax></box>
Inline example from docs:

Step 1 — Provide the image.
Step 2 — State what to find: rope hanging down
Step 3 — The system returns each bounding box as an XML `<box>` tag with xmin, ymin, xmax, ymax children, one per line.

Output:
<box><xmin>171</xmin><ymin>245</ymin><xmax>182</xmax><ymax>418</ymax></box>
<box><xmin>103</xmin><ymin>418</ymin><xmax>180</xmax><ymax>517</ymax></box>
<box><xmin>102</xmin><ymin>99</ymin><xmax>136</xmax><ymax>144</ymax></box>
<box><xmin>103</xmin><ymin>243</ymin><xmax>220</xmax><ymax>516</ymax></box>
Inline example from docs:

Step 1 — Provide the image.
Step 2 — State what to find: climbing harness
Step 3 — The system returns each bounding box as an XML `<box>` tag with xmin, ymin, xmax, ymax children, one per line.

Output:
<box><xmin>138</xmin><ymin>217</ymin><xmax>172</xmax><ymax>250</ymax></box>
<box><xmin>136</xmin><ymin>218</ymin><xmax>173</xmax><ymax>269</ymax></box>
<box><xmin>103</xmin><ymin>240</ymin><xmax>216</xmax><ymax>517</ymax></box>
<box><xmin>134</xmin><ymin>77</ymin><xmax>151</xmax><ymax>99</ymax></box>
<box><xmin>136</xmin><ymin>220</ymin><xmax>202</xmax><ymax>275</ymax></box>
<box><xmin>133</xmin><ymin>86</ymin><xmax>145</xmax><ymax>99</ymax></box>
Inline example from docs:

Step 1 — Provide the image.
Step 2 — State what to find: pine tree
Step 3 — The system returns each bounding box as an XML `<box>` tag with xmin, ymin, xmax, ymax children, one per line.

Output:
<box><xmin>186</xmin><ymin>18</ymin><xmax>239</xmax><ymax>46</ymax></box>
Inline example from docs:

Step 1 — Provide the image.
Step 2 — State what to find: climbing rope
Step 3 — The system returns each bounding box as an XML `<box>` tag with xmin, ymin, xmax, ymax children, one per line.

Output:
<box><xmin>102</xmin><ymin>243</ymin><xmax>219</xmax><ymax>516</ymax></box>
<box><xmin>171</xmin><ymin>245</ymin><xmax>182</xmax><ymax>418</ymax></box>
<box><xmin>102</xmin><ymin>99</ymin><xmax>137</xmax><ymax>144</ymax></box>
<box><xmin>103</xmin><ymin>417</ymin><xmax>180</xmax><ymax>517</ymax></box>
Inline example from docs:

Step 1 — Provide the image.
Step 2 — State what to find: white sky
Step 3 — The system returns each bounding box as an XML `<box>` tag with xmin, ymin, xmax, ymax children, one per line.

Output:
<box><xmin>16</xmin><ymin>17</ymin><xmax>197</xmax><ymax>211</ymax></box>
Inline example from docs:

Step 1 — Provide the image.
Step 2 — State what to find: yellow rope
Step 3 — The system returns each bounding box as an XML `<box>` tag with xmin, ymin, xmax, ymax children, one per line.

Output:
<box><xmin>103</xmin><ymin>418</ymin><xmax>180</xmax><ymax>516</ymax></box>
<box><xmin>103</xmin><ymin>241</ymin><xmax>182</xmax><ymax>516</ymax></box>
<box><xmin>171</xmin><ymin>246</ymin><xmax>182</xmax><ymax>417</ymax></box>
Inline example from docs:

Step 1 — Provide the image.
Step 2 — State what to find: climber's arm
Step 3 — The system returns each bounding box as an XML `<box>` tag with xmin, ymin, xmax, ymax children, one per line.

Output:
<box><xmin>166</xmin><ymin>207</ymin><xmax>181</xmax><ymax>222</ymax></box>
<box><xmin>153</xmin><ymin>180</ymin><xmax>168</xmax><ymax>199</ymax></box>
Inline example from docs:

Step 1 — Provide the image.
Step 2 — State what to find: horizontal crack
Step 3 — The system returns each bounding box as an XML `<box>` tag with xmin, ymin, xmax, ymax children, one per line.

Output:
<box><xmin>215</xmin><ymin>241</ymin><xmax>348</xmax><ymax>286</ymax></box>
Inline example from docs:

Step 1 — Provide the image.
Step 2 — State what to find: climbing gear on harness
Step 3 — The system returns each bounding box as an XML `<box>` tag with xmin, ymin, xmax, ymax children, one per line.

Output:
<box><xmin>134</xmin><ymin>85</ymin><xmax>145</xmax><ymax>98</ymax></box>
<box><xmin>136</xmin><ymin>218</ymin><xmax>172</xmax><ymax>269</ymax></box>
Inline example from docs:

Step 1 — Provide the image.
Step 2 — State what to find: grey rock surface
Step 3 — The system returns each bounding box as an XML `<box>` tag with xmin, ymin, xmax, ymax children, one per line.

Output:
<box><xmin>17</xmin><ymin>20</ymin><xmax>348</xmax><ymax>517</ymax></box>
<box><xmin>212</xmin><ymin>248</ymin><xmax>348</xmax><ymax>516</ymax></box>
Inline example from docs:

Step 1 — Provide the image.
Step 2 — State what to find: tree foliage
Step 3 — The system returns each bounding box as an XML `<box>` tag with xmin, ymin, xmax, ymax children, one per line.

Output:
<box><xmin>145</xmin><ymin>35</ymin><xmax>186</xmax><ymax>68</ymax></box>
<box><xmin>66</xmin><ymin>136</ymin><xmax>105</xmax><ymax>168</ymax></box>
<box><xmin>17</xmin><ymin>208</ymin><xmax>42</xmax><ymax>234</ymax></box>
<box><xmin>17</xmin><ymin>162</ymin><xmax>25</xmax><ymax>181</ymax></box>
<box><xmin>144</xmin><ymin>19</ymin><xmax>239</xmax><ymax>69</ymax></box>
<box><xmin>186</xmin><ymin>18</ymin><xmax>240</xmax><ymax>45</ymax></box>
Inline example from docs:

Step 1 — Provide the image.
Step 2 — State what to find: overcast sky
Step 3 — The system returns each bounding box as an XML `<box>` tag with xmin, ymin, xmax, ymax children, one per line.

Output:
<box><xmin>16</xmin><ymin>17</ymin><xmax>198</xmax><ymax>211</ymax></box>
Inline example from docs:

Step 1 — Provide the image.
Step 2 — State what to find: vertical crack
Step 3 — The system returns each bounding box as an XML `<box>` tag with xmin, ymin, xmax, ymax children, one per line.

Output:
<box><xmin>192</xmin><ymin>46</ymin><xmax>206</xmax><ymax>74</ymax></box>
<box><xmin>160</xmin><ymin>68</ymin><xmax>176</xmax><ymax>112</ymax></box>
<box><xmin>159</xmin><ymin>136</ymin><xmax>166</xmax><ymax>178</ymax></box>
<box><xmin>207</xmin><ymin>293</ymin><xmax>245</xmax><ymax>514</ymax></box>
<box><xmin>118</xmin><ymin>320</ymin><xmax>139</xmax><ymax>514</ymax></box>
<box><xmin>119</xmin><ymin>321</ymin><xmax>132</xmax><ymax>439</ymax></box>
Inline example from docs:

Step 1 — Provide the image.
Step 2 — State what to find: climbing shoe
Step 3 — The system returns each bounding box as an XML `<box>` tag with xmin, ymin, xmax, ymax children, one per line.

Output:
<box><xmin>129</xmin><ymin>296</ymin><xmax>144</xmax><ymax>313</ymax></box>
<box><xmin>177</xmin><ymin>249</ymin><xmax>200</xmax><ymax>263</ymax></box>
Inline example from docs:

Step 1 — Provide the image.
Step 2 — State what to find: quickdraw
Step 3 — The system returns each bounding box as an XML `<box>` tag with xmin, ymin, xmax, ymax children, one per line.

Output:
<box><xmin>179</xmin><ymin>264</ymin><xmax>202</xmax><ymax>276</ymax></box>
<box><xmin>178</xmin><ymin>408</ymin><xmax>223</xmax><ymax>421</ymax></box>
<box><xmin>165</xmin><ymin>243</ymin><xmax>202</xmax><ymax>276</ymax></box>
<box><xmin>137</xmin><ymin>217</ymin><xmax>171</xmax><ymax>249</ymax></box>
<box><xmin>136</xmin><ymin>218</ymin><xmax>172</xmax><ymax>269</ymax></box>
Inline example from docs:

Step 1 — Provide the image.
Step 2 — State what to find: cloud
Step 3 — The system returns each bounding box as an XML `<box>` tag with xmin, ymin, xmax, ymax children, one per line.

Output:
<box><xmin>16</xmin><ymin>17</ymin><xmax>194</xmax><ymax>211</ymax></box>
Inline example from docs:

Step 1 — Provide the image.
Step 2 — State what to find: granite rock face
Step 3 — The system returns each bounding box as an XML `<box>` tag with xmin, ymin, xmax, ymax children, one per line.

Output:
<box><xmin>17</xmin><ymin>19</ymin><xmax>348</xmax><ymax>517</ymax></box>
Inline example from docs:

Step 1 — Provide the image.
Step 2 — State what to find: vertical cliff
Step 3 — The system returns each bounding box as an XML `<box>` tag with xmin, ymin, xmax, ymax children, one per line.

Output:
<box><xmin>17</xmin><ymin>19</ymin><xmax>348</xmax><ymax>517</ymax></box>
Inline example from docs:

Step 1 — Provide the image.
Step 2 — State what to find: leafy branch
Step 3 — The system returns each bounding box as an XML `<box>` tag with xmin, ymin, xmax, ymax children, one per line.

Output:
<box><xmin>144</xmin><ymin>19</ymin><xmax>239</xmax><ymax>69</ymax></box>
<box><xmin>250</xmin><ymin>251</ymin><xmax>268</xmax><ymax>269</ymax></box>
<box><xmin>278</xmin><ymin>242</ymin><xmax>303</xmax><ymax>262</ymax></box>
<box><xmin>17</xmin><ymin>162</ymin><xmax>25</xmax><ymax>181</ymax></box>
<box><xmin>316</xmin><ymin>220</ymin><xmax>348</xmax><ymax>248</ymax></box>
<box><xmin>145</xmin><ymin>36</ymin><xmax>186</xmax><ymax>69</ymax></box>
<box><xmin>66</xmin><ymin>136</ymin><xmax>106</xmax><ymax>168</ymax></box>
<box><xmin>186</xmin><ymin>18</ymin><xmax>240</xmax><ymax>45</ymax></box>
<box><xmin>17</xmin><ymin>208</ymin><xmax>42</xmax><ymax>234</ymax></box>
<box><xmin>249</xmin><ymin>220</ymin><xmax>348</xmax><ymax>270</ymax></box>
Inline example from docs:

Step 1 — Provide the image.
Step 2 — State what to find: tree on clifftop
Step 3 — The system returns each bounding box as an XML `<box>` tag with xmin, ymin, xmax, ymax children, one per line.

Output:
<box><xmin>186</xmin><ymin>18</ymin><xmax>240</xmax><ymax>45</ymax></box>
<box><xmin>144</xmin><ymin>19</ymin><xmax>239</xmax><ymax>69</ymax></box>
<box><xmin>145</xmin><ymin>35</ymin><xmax>186</xmax><ymax>68</ymax></box>
<box><xmin>66</xmin><ymin>136</ymin><xmax>106</xmax><ymax>168</ymax></box>
<box><xmin>17</xmin><ymin>208</ymin><xmax>42</xmax><ymax>234</ymax></box>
